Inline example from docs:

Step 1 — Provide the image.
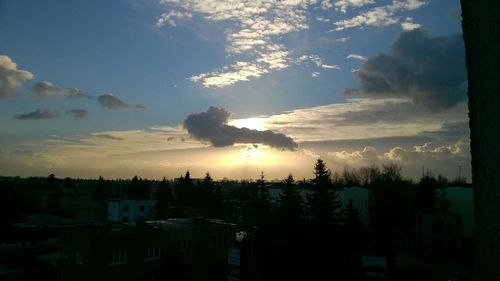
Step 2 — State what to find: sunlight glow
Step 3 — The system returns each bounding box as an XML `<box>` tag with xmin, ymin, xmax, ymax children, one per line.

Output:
<box><xmin>229</xmin><ymin>117</ymin><xmax>268</xmax><ymax>131</ymax></box>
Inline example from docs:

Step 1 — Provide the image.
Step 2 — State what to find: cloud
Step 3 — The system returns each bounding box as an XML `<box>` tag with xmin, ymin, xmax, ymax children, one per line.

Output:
<box><xmin>262</xmin><ymin>98</ymin><xmax>467</xmax><ymax>142</ymax></box>
<box><xmin>15</xmin><ymin>109</ymin><xmax>60</xmax><ymax>120</ymax></box>
<box><xmin>401</xmin><ymin>17</ymin><xmax>421</xmax><ymax>31</ymax></box>
<box><xmin>347</xmin><ymin>29</ymin><xmax>467</xmax><ymax>110</ymax></box>
<box><xmin>155</xmin><ymin>10</ymin><xmax>192</xmax><ymax>27</ymax></box>
<box><xmin>334</xmin><ymin>0</ymin><xmax>426</xmax><ymax>31</ymax></box>
<box><xmin>183</xmin><ymin>106</ymin><xmax>298</xmax><ymax>150</ymax></box>
<box><xmin>321</xmin><ymin>64</ymin><xmax>340</xmax><ymax>70</ymax></box>
<box><xmin>315</xmin><ymin>16</ymin><xmax>330</xmax><ymax>23</ymax></box>
<box><xmin>97</xmin><ymin>94</ymin><xmax>145</xmax><ymax>110</ymax></box>
<box><xmin>311</xmin><ymin>72</ymin><xmax>321</xmax><ymax>78</ymax></box>
<box><xmin>0</xmin><ymin>55</ymin><xmax>34</xmax><ymax>98</ymax></box>
<box><xmin>334</xmin><ymin>0</ymin><xmax>375</xmax><ymax>13</ymax></box>
<box><xmin>157</xmin><ymin>0</ymin><xmax>322</xmax><ymax>88</ymax></box>
<box><xmin>66</xmin><ymin>109</ymin><xmax>88</xmax><ymax>119</ymax></box>
<box><xmin>32</xmin><ymin>81</ymin><xmax>91</xmax><ymax>99</ymax></box>
<box><xmin>346</xmin><ymin>54</ymin><xmax>367</xmax><ymax>61</ymax></box>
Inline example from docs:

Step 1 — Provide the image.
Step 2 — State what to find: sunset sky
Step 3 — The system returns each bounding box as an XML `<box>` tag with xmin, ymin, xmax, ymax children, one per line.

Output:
<box><xmin>0</xmin><ymin>0</ymin><xmax>469</xmax><ymax>181</ymax></box>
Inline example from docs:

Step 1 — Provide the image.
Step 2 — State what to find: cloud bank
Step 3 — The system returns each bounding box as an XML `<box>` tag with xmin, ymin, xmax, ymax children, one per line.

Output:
<box><xmin>183</xmin><ymin>106</ymin><xmax>297</xmax><ymax>150</ymax></box>
<box><xmin>0</xmin><ymin>55</ymin><xmax>34</xmax><ymax>98</ymax></box>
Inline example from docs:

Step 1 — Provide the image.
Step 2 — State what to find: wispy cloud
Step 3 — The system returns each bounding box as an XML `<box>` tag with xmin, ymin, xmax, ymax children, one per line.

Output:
<box><xmin>0</xmin><ymin>55</ymin><xmax>34</xmax><ymax>98</ymax></box>
<box><xmin>157</xmin><ymin>0</ymin><xmax>323</xmax><ymax>88</ymax></box>
<box><xmin>15</xmin><ymin>109</ymin><xmax>60</xmax><ymax>120</ymax></box>
<box><xmin>334</xmin><ymin>0</ymin><xmax>426</xmax><ymax>31</ymax></box>
<box><xmin>97</xmin><ymin>94</ymin><xmax>145</xmax><ymax>110</ymax></box>
<box><xmin>346</xmin><ymin>53</ymin><xmax>367</xmax><ymax>61</ymax></box>
<box><xmin>334</xmin><ymin>0</ymin><xmax>375</xmax><ymax>13</ymax></box>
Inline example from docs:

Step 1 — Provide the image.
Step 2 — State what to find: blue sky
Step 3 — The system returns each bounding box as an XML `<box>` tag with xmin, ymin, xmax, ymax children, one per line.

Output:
<box><xmin>0</xmin><ymin>0</ymin><xmax>469</xmax><ymax>180</ymax></box>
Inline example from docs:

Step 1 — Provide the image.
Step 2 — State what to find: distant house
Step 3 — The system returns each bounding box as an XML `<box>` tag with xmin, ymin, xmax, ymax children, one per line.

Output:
<box><xmin>107</xmin><ymin>199</ymin><xmax>156</xmax><ymax>223</ymax></box>
<box><xmin>416</xmin><ymin>186</ymin><xmax>474</xmax><ymax>253</ymax></box>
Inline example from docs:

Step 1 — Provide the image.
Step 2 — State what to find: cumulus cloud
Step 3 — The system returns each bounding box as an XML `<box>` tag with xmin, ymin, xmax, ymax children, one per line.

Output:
<box><xmin>157</xmin><ymin>0</ymin><xmax>323</xmax><ymax>88</ymax></box>
<box><xmin>334</xmin><ymin>0</ymin><xmax>375</xmax><ymax>13</ymax></box>
<box><xmin>97</xmin><ymin>94</ymin><xmax>145</xmax><ymax>110</ymax></box>
<box><xmin>311</xmin><ymin>72</ymin><xmax>321</xmax><ymax>78</ymax></box>
<box><xmin>346</xmin><ymin>54</ymin><xmax>367</xmax><ymax>61</ymax></box>
<box><xmin>66</xmin><ymin>109</ymin><xmax>88</xmax><ymax>119</ymax></box>
<box><xmin>155</xmin><ymin>10</ymin><xmax>192</xmax><ymax>27</ymax></box>
<box><xmin>329</xmin><ymin>146</ymin><xmax>379</xmax><ymax>165</ymax></box>
<box><xmin>183</xmin><ymin>106</ymin><xmax>298</xmax><ymax>150</ymax></box>
<box><xmin>32</xmin><ymin>81</ymin><xmax>91</xmax><ymax>99</ymax></box>
<box><xmin>15</xmin><ymin>109</ymin><xmax>60</xmax><ymax>120</ymax></box>
<box><xmin>0</xmin><ymin>55</ymin><xmax>34</xmax><ymax>98</ymax></box>
<box><xmin>401</xmin><ymin>17</ymin><xmax>421</xmax><ymax>31</ymax></box>
<box><xmin>346</xmin><ymin>29</ymin><xmax>466</xmax><ymax>110</ymax></box>
<box><xmin>334</xmin><ymin>0</ymin><xmax>426</xmax><ymax>31</ymax></box>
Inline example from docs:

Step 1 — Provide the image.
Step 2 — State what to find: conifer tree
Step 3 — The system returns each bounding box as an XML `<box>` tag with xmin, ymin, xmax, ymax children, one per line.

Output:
<box><xmin>307</xmin><ymin>159</ymin><xmax>342</xmax><ymax>230</ymax></box>
<box><xmin>277</xmin><ymin>174</ymin><xmax>304</xmax><ymax>230</ymax></box>
<box><xmin>152</xmin><ymin>177</ymin><xmax>174</xmax><ymax>219</ymax></box>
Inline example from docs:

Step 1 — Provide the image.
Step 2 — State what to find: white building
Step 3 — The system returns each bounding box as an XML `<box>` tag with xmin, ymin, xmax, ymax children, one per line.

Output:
<box><xmin>107</xmin><ymin>199</ymin><xmax>156</xmax><ymax>223</ymax></box>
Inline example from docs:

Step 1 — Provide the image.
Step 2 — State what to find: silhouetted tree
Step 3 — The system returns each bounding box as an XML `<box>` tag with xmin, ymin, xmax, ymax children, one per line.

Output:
<box><xmin>342</xmin><ymin>199</ymin><xmax>365</xmax><ymax>280</ymax></box>
<box><xmin>277</xmin><ymin>174</ymin><xmax>304</xmax><ymax>231</ymax></box>
<box><xmin>94</xmin><ymin>176</ymin><xmax>112</xmax><ymax>200</ymax></box>
<box><xmin>306</xmin><ymin>159</ymin><xmax>343</xmax><ymax>280</ymax></box>
<box><xmin>152</xmin><ymin>177</ymin><xmax>174</xmax><ymax>219</ymax></box>
<box><xmin>342</xmin><ymin>166</ymin><xmax>361</xmax><ymax>187</ymax></box>
<box><xmin>128</xmin><ymin>176</ymin><xmax>150</xmax><ymax>199</ymax></box>
<box><xmin>307</xmin><ymin>159</ymin><xmax>342</xmax><ymax>230</ymax></box>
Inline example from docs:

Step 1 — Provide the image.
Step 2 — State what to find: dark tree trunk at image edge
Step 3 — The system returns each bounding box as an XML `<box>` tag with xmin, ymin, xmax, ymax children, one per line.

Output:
<box><xmin>460</xmin><ymin>1</ymin><xmax>500</xmax><ymax>280</ymax></box>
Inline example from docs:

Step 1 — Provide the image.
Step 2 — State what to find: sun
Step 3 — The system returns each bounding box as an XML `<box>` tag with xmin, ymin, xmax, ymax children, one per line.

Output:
<box><xmin>229</xmin><ymin>117</ymin><xmax>268</xmax><ymax>131</ymax></box>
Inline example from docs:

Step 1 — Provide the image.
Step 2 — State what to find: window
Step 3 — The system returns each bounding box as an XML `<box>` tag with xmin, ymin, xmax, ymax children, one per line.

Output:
<box><xmin>122</xmin><ymin>216</ymin><xmax>129</xmax><ymax>222</ymax></box>
<box><xmin>145</xmin><ymin>245</ymin><xmax>161</xmax><ymax>261</ymax></box>
<box><xmin>109</xmin><ymin>249</ymin><xmax>127</xmax><ymax>265</ymax></box>
<box><xmin>123</xmin><ymin>205</ymin><xmax>129</xmax><ymax>212</ymax></box>
<box><xmin>140</xmin><ymin>205</ymin><xmax>145</xmax><ymax>212</ymax></box>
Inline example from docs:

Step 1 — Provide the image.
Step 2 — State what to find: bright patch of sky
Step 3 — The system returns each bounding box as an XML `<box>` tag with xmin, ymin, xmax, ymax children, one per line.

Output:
<box><xmin>0</xmin><ymin>0</ymin><xmax>467</xmax><ymax>180</ymax></box>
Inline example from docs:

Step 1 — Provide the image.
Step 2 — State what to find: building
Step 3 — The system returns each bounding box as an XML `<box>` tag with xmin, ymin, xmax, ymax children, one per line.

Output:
<box><xmin>106</xmin><ymin>199</ymin><xmax>156</xmax><ymax>223</ymax></box>
<box><xmin>59</xmin><ymin>218</ymin><xmax>236</xmax><ymax>281</ymax></box>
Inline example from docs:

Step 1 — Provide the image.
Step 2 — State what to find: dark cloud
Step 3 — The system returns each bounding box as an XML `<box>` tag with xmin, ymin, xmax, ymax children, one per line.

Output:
<box><xmin>66</xmin><ymin>109</ymin><xmax>88</xmax><ymax>119</ymax></box>
<box><xmin>15</xmin><ymin>109</ymin><xmax>60</xmax><ymax>120</ymax></box>
<box><xmin>33</xmin><ymin>81</ymin><xmax>92</xmax><ymax>99</ymax></box>
<box><xmin>0</xmin><ymin>55</ymin><xmax>34</xmax><ymax>98</ymax></box>
<box><xmin>346</xmin><ymin>29</ymin><xmax>467</xmax><ymax>110</ymax></box>
<box><xmin>97</xmin><ymin>94</ymin><xmax>145</xmax><ymax>110</ymax></box>
<box><xmin>183</xmin><ymin>107</ymin><xmax>298</xmax><ymax>150</ymax></box>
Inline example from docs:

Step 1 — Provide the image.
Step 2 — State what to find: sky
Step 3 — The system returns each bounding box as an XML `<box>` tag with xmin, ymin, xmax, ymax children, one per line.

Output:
<box><xmin>0</xmin><ymin>0</ymin><xmax>469</xmax><ymax>181</ymax></box>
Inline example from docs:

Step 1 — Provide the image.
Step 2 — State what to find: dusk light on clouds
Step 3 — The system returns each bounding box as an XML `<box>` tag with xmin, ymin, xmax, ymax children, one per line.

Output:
<box><xmin>0</xmin><ymin>0</ymin><xmax>469</xmax><ymax>180</ymax></box>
